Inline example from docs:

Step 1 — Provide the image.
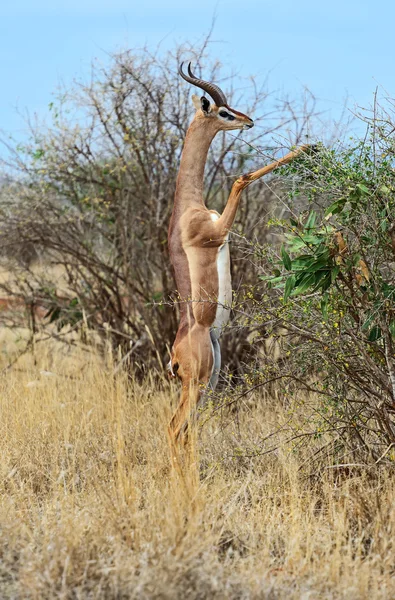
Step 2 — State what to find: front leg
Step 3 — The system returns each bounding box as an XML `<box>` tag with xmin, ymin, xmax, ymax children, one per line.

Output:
<box><xmin>213</xmin><ymin>145</ymin><xmax>310</xmax><ymax>238</ymax></box>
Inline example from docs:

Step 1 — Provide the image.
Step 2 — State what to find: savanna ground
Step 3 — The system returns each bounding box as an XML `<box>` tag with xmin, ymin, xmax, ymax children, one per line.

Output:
<box><xmin>0</xmin><ymin>332</ymin><xmax>393</xmax><ymax>600</ymax></box>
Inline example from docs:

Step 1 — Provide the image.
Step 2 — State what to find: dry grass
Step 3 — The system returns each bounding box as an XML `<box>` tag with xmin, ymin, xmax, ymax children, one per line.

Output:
<box><xmin>0</xmin><ymin>342</ymin><xmax>394</xmax><ymax>599</ymax></box>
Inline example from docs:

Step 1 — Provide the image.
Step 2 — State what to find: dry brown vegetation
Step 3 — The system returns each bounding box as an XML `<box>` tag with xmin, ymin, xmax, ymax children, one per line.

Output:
<box><xmin>0</xmin><ymin>340</ymin><xmax>393</xmax><ymax>599</ymax></box>
<box><xmin>0</xmin><ymin>40</ymin><xmax>317</xmax><ymax>379</ymax></box>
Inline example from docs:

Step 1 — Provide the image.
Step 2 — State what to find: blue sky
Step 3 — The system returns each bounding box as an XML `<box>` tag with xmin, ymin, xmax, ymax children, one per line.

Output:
<box><xmin>0</xmin><ymin>0</ymin><xmax>392</xmax><ymax>150</ymax></box>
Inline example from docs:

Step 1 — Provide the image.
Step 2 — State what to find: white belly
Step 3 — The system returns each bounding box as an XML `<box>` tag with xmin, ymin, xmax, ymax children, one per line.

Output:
<box><xmin>210</xmin><ymin>213</ymin><xmax>232</xmax><ymax>339</ymax></box>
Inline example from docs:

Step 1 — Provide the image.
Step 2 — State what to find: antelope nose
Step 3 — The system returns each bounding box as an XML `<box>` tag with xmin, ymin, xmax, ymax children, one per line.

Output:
<box><xmin>246</xmin><ymin>120</ymin><xmax>254</xmax><ymax>129</ymax></box>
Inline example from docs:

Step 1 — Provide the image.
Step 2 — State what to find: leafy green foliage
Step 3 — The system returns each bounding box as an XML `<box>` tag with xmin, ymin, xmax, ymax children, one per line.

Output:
<box><xmin>46</xmin><ymin>297</ymin><xmax>83</xmax><ymax>331</ymax></box>
<box><xmin>257</xmin><ymin>112</ymin><xmax>395</xmax><ymax>460</ymax></box>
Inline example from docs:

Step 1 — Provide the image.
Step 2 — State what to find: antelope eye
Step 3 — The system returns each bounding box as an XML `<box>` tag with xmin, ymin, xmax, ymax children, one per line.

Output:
<box><xmin>219</xmin><ymin>110</ymin><xmax>236</xmax><ymax>121</ymax></box>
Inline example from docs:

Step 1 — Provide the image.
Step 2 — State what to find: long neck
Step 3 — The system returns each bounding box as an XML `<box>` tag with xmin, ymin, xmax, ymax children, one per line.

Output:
<box><xmin>175</xmin><ymin>117</ymin><xmax>217</xmax><ymax>207</ymax></box>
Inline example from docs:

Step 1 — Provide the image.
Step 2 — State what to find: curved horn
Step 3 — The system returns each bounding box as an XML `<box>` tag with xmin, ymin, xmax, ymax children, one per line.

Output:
<box><xmin>178</xmin><ymin>62</ymin><xmax>228</xmax><ymax>107</ymax></box>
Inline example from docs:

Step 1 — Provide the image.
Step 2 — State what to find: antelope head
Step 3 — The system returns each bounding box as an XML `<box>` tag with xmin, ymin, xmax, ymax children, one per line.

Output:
<box><xmin>179</xmin><ymin>62</ymin><xmax>254</xmax><ymax>131</ymax></box>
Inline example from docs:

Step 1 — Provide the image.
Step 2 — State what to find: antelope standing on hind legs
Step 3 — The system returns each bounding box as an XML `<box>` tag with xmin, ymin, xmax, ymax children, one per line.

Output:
<box><xmin>168</xmin><ymin>63</ymin><xmax>308</xmax><ymax>444</ymax></box>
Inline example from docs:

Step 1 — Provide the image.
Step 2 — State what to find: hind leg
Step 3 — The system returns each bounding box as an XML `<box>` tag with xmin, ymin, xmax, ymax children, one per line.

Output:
<box><xmin>208</xmin><ymin>330</ymin><xmax>221</xmax><ymax>391</ymax></box>
<box><xmin>169</xmin><ymin>324</ymin><xmax>213</xmax><ymax>443</ymax></box>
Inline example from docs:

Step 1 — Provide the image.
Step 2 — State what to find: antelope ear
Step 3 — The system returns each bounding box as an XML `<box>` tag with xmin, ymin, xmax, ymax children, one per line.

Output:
<box><xmin>192</xmin><ymin>94</ymin><xmax>202</xmax><ymax>111</ymax></box>
<box><xmin>200</xmin><ymin>96</ymin><xmax>211</xmax><ymax>114</ymax></box>
<box><xmin>192</xmin><ymin>94</ymin><xmax>211</xmax><ymax>114</ymax></box>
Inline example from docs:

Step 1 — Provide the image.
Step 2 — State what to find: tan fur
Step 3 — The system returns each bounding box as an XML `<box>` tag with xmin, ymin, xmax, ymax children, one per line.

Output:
<box><xmin>168</xmin><ymin>92</ymin><xmax>309</xmax><ymax>444</ymax></box>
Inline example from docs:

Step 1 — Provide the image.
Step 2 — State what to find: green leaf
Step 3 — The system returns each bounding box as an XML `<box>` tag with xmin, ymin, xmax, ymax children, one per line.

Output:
<box><xmin>321</xmin><ymin>293</ymin><xmax>329</xmax><ymax>320</ymax></box>
<box><xmin>32</xmin><ymin>148</ymin><xmax>45</xmax><ymax>161</ymax></box>
<box><xmin>292</xmin><ymin>255</ymin><xmax>316</xmax><ymax>266</ymax></box>
<box><xmin>302</xmin><ymin>234</ymin><xmax>323</xmax><ymax>245</ymax></box>
<box><xmin>285</xmin><ymin>234</ymin><xmax>323</xmax><ymax>252</ymax></box>
<box><xmin>312</xmin><ymin>270</ymin><xmax>329</xmax><ymax>286</ymax></box>
<box><xmin>281</xmin><ymin>245</ymin><xmax>292</xmax><ymax>271</ymax></box>
<box><xmin>390</xmin><ymin>321</ymin><xmax>395</xmax><ymax>337</ymax></box>
<box><xmin>305</xmin><ymin>211</ymin><xmax>317</xmax><ymax>230</ymax></box>
<box><xmin>321</xmin><ymin>274</ymin><xmax>332</xmax><ymax>292</ymax></box>
<box><xmin>305</xmin><ymin>252</ymin><xmax>331</xmax><ymax>272</ymax></box>
<box><xmin>368</xmin><ymin>326</ymin><xmax>382</xmax><ymax>342</ymax></box>
<box><xmin>284</xmin><ymin>275</ymin><xmax>296</xmax><ymax>301</ymax></box>
<box><xmin>325</xmin><ymin>199</ymin><xmax>346</xmax><ymax>217</ymax></box>
<box><xmin>292</xmin><ymin>273</ymin><xmax>316</xmax><ymax>295</ymax></box>
<box><xmin>47</xmin><ymin>307</ymin><xmax>61</xmax><ymax>323</ymax></box>
<box><xmin>356</xmin><ymin>183</ymin><xmax>369</xmax><ymax>195</ymax></box>
<box><xmin>362</xmin><ymin>313</ymin><xmax>374</xmax><ymax>331</ymax></box>
<box><xmin>331</xmin><ymin>266</ymin><xmax>340</xmax><ymax>282</ymax></box>
<box><xmin>267</xmin><ymin>276</ymin><xmax>284</xmax><ymax>285</ymax></box>
<box><xmin>381</xmin><ymin>218</ymin><xmax>388</xmax><ymax>232</ymax></box>
<box><xmin>382</xmin><ymin>283</ymin><xmax>395</xmax><ymax>299</ymax></box>
<box><xmin>292</xmin><ymin>257</ymin><xmax>314</xmax><ymax>270</ymax></box>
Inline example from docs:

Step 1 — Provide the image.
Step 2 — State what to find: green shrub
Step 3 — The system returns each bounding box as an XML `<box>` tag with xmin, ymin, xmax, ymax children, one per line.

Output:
<box><xmin>256</xmin><ymin>109</ymin><xmax>395</xmax><ymax>461</ymax></box>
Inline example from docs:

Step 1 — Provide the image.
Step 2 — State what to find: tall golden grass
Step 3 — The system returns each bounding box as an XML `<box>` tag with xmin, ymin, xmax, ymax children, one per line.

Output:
<box><xmin>0</xmin><ymin>340</ymin><xmax>393</xmax><ymax>599</ymax></box>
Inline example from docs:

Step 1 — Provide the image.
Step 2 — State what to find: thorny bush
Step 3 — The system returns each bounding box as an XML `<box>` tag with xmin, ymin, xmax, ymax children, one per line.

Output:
<box><xmin>241</xmin><ymin>99</ymin><xmax>395</xmax><ymax>464</ymax></box>
<box><xmin>0</xmin><ymin>38</ymin><xmax>315</xmax><ymax>376</ymax></box>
